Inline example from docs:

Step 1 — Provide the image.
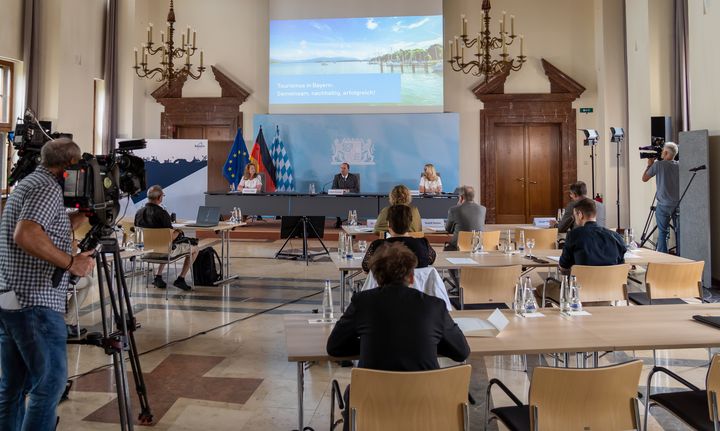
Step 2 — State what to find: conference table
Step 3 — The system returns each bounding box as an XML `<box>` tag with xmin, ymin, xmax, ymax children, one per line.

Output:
<box><xmin>174</xmin><ymin>221</ymin><xmax>246</xmax><ymax>285</ymax></box>
<box><xmin>204</xmin><ymin>191</ymin><xmax>459</xmax><ymax>218</ymax></box>
<box><xmin>285</xmin><ymin>303</ymin><xmax>720</xmax><ymax>430</ymax></box>
<box><xmin>332</xmin><ymin>248</ymin><xmax>692</xmax><ymax>310</ymax></box>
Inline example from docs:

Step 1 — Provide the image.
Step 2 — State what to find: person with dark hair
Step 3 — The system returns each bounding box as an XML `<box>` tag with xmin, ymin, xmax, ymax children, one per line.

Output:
<box><xmin>0</xmin><ymin>138</ymin><xmax>96</xmax><ymax>429</ymax></box>
<box><xmin>554</xmin><ymin>181</ymin><xmax>606</xmax><ymax>233</ymax></box>
<box><xmin>361</xmin><ymin>205</ymin><xmax>435</xmax><ymax>273</ymax></box>
<box><xmin>331</xmin><ymin>162</ymin><xmax>360</xmax><ymax>228</ymax></box>
<box><xmin>373</xmin><ymin>184</ymin><xmax>421</xmax><ymax>235</ymax></box>
<box><xmin>559</xmin><ymin>198</ymin><xmax>626</xmax><ymax>275</ymax></box>
<box><xmin>327</xmin><ymin>242</ymin><xmax>470</xmax><ymax>430</ymax></box>
<box><xmin>445</xmin><ymin>185</ymin><xmax>486</xmax><ymax>250</ymax></box>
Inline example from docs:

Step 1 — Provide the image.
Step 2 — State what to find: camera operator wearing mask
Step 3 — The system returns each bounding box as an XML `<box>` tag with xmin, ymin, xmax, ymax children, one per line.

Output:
<box><xmin>0</xmin><ymin>138</ymin><xmax>96</xmax><ymax>430</ymax></box>
<box><xmin>642</xmin><ymin>142</ymin><xmax>680</xmax><ymax>254</ymax></box>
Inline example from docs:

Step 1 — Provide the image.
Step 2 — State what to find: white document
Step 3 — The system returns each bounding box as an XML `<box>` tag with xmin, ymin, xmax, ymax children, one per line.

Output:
<box><xmin>523</xmin><ymin>312</ymin><xmax>545</xmax><ymax>318</ymax></box>
<box><xmin>562</xmin><ymin>310</ymin><xmax>592</xmax><ymax>317</ymax></box>
<box><xmin>454</xmin><ymin>309</ymin><xmax>510</xmax><ymax>337</ymax></box>
<box><xmin>446</xmin><ymin>258</ymin><xmax>477</xmax><ymax>265</ymax></box>
<box><xmin>546</xmin><ymin>255</ymin><xmax>561</xmax><ymax>262</ymax></box>
<box><xmin>624</xmin><ymin>252</ymin><xmax>640</xmax><ymax>259</ymax></box>
<box><xmin>355</xmin><ymin>227</ymin><xmax>374</xmax><ymax>233</ymax></box>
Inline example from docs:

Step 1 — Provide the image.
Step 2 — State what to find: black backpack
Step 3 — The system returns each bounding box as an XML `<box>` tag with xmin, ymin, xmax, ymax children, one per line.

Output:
<box><xmin>192</xmin><ymin>248</ymin><xmax>223</xmax><ymax>285</ymax></box>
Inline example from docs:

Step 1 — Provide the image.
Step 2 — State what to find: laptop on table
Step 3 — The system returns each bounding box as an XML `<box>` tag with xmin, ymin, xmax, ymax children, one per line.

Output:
<box><xmin>185</xmin><ymin>206</ymin><xmax>220</xmax><ymax>228</ymax></box>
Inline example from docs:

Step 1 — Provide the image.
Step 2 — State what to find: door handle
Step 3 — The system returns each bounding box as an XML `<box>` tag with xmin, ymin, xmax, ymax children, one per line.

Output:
<box><xmin>528</xmin><ymin>180</ymin><xmax>538</xmax><ymax>185</ymax></box>
<box><xmin>515</xmin><ymin>177</ymin><xmax>525</xmax><ymax>182</ymax></box>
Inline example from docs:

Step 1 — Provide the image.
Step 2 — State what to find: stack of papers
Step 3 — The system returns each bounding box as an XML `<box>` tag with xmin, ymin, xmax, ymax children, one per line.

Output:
<box><xmin>454</xmin><ymin>309</ymin><xmax>509</xmax><ymax>337</ymax></box>
<box><xmin>446</xmin><ymin>258</ymin><xmax>477</xmax><ymax>265</ymax></box>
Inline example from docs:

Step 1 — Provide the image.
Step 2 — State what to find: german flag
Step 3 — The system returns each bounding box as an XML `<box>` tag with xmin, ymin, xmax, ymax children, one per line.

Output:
<box><xmin>250</xmin><ymin>126</ymin><xmax>276</xmax><ymax>192</ymax></box>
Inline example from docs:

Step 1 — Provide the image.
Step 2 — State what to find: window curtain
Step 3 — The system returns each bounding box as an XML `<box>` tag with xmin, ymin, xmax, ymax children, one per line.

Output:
<box><xmin>102</xmin><ymin>0</ymin><xmax>118</xmax><ymax>155</ymax></box>
<box><xmin>673</xmin><ymin>0</ymin><xmax>690</xmax><ymax>137</ymax></box>
<box><xmin>22</xmin><ymin>0</ymin><xmax>40</xmax><ymax>112</ymax></box>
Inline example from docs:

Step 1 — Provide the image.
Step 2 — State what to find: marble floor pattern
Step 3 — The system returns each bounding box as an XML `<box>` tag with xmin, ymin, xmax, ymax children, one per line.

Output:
<box><xmin>55</xmin><ymin>238</ymin><xmax>715</xmax><ymax>430</ymax></box>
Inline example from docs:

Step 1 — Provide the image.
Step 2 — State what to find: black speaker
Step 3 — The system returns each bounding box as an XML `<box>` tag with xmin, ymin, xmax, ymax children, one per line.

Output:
<box><xmin>651</xmin><ymin>116</ymin><xmax>672</xmax><ymax>141</ymax></box>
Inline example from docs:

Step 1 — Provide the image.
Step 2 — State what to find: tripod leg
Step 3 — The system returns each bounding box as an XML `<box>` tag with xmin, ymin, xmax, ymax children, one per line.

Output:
<box><xmin>305</xmin><ymin>220</ymin><xmax>331</xmax><ymax>257</ymax></box>
<box><xmin>303</xmin><ymin>218</ymin><xmax>309</xmax><ymax>265</ymax></box>
<box><xmin>275</xmin><ymin>220</ymin><xmax>302</xmax><ymax>258</ymax></box>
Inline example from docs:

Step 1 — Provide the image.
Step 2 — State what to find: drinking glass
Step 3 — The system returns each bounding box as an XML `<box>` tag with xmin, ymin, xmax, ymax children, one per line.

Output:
<box><xmin>309</xmin><ymin>183</ymin><xmax>316</xmax><ymax>194</ymax></box>
<box><xmin>471</xmin><ymin>231</ymin><xmax>483</xmax><ymax>254</ymax></box>
<box><xmin>526</xmin><ymin>238</ymin><xmax>535</xmax><ymax>257</ymax></box>
<box><xmin>358</xmin><ymin>240</ymin><xmax>367</xmax><ymax>254</ymax></box>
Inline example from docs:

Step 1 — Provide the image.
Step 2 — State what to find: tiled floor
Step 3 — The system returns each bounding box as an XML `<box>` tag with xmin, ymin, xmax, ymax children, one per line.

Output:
<box><xmin>56</xmin><ymin>238</ymin><xmax>713</xmax><ymax>430</ymax></box>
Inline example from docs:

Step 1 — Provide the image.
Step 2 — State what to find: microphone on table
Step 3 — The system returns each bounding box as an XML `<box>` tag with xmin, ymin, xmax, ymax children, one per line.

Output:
<box><xmin>689</xmin><ymin>165</ymin><xmax>706</xmax><ymax>172</ymax></box>
<box><xmin>321</xmin><ymin>180</ymin><xmax>333</xmax><ymax>194</ymax></box>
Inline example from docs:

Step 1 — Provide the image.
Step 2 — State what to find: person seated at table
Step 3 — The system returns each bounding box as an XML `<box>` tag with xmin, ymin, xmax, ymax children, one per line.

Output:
<box><xmin>327</xmin><ymin>242</ymin><xmax>470</xmax><ymax>431</ymax></box>
<box><xmin>374</xmin><ymin>185</ymin><xmax>422</xmax><ymax>235</ymax></box>
<box><xmin>236</xmin><ymin>162</ymin><xmax>262</xmax><ymax>192</ymax></box>
<box><xmin>419</xmin><ymin>163</ymin><xmax>442</xmax><ymax>194</ymax></box>
<box><xmin>552</xmin><ymin>181</ymin><xmax>606</xmax><ymax>233</ymax></box>
<box><xmin>332</xmin><ymin>162</ymin><xmax>360</xmax><ymax>228</ymax></box>
<box><xmin>134</xmin><ymin>185</ymin><xmax>198</xmax><ymax>291</ymax></box>
<box><xmin>558</xmin><ymin>198</ymin><xmax>626</xmax><ymax>275</ymax></box>
<box><xmin>362</xmin><ymin>204</ymin><xmax>435</xmax><ymax>272</ymax></box>
<box><xmin>444</xmin><ymin>185</ymin><xmax>486</xmax><ymax>250</ymax></box>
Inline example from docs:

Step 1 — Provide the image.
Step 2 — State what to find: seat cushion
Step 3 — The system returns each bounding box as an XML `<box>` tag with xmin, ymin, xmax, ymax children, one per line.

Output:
<box><xmin>491</xmin><ymin>405</ymin><xmax>530</xmax><ymax>431</ymax></box>
<box><xmin>627</xmin><ymin>291</ymin><xmax>687</xmax><ymax>305</ymax></box>
<box><xmin>449</xmin><ymin>297</ymin><xmax>509</xmax><ymax>310</ymax></box>
<box><xmin>650</xmin><ymin>389</ymin><xmax>713</xmax><ymax>431</ymax></box>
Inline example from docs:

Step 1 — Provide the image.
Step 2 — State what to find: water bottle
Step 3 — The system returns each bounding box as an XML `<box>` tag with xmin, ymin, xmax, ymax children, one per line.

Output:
<box><xmin>570</xmin><ymin>275</ymin><xmax>582</xmax><ymax>312</ymax></box>
<box><xmin>322</xmin><ymin>280</ymin><xmax>334</xmax><ymax>320</ymax></box>
<box><xmin>559</xmin><ymin>275</ymin><xmax>571</xmax><ymax>313</ymax></box>
<box><xmin>338</xmin><ymin>233</ymin><xmax>346</xmax><ymax>258</ymax></box>
<box><xmin>309</xmin><ymin>183</ymin><xmax>316</xmax><ymax>194</ymax></box>
<box><xmin>627</xmin><ymin>228</ymin><xmax>637</xmax><ymax>250</ymax></box>
<box><xmin>135</xmin><ymin>227</ymin><xmax>144</xmax><ymax>251</ymax></box>
<box><xmin>518</xmin><ymin>230</ymin><xmax>526</xmax><ymax>255</ymax></box>
<box><xmin>623</xmin><ymin>230</ymin><xmax>630</xmax><ymax>247</ymax></box>
<box><xmin>557</xmin><ymin>208</ymin><xmax>563</xmax><ymax>222</ymax></box>
<box><xmin>345</xmin><ymin>235</ymin><xmax>354</xmax><ymax>259</ymax></box>
<box><xmin>523</xmin><ymin>276</ymin><xmax>538</xmax><ymax>313</ymax></box>
<box><xmin>514</xmin><ymin>282</ymin><xmax>526</xmax><ymax>315</ymax></box>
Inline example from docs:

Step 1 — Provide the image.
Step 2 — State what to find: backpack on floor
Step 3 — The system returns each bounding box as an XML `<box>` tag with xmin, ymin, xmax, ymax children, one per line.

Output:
<box><xmin>192</xmin><ymin>248</ymin><xmax>223</xmax><ymax>285</ymax></box>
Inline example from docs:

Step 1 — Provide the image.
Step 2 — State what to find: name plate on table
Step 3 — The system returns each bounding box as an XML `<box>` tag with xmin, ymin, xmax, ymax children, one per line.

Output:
<box><xmin>241</xmin><ymin>188</ymin><xmax>258</xmax><ymax>194</ymax></box>
<box><xmin>410</xmin><ymin>190</ymin><xmax>420</xmax><ymax>196</ymax></box>
<box><xmin>327</xmin><ymin>189</ymin><xmax>345</xmax><ymax>195</ymax></box>
<box><xmin>422</xmin><ymin>218</ymin><xmax>446</xmax><ymax>231</ymax></box>
<box><xmin>534</xmin><ymin>217</ymin><xmax>555</xmax><ymax>228</ymax></box>
<box><xmin>454</xmin><ymin>309</ymin><xmax>509</xmax><ymax>337</ymax></box>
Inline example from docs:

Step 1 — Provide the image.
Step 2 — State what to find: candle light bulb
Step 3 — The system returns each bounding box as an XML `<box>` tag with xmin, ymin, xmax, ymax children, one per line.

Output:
<box><xmin>510</xmin><ymin>15</ymin><xmax>515</xmax><ymax>36</ymax></box>
<box><xmin>520</xmin><ymin>35</ymin><xmax>524</xmax><ymax>57</ymax></box>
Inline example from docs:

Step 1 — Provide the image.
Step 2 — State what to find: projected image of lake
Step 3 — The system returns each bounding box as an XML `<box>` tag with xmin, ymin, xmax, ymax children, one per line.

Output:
<box><xmin>269</xmin><ymin>16</ymin><xmax>443</xmax><ymax>107</ymax></box>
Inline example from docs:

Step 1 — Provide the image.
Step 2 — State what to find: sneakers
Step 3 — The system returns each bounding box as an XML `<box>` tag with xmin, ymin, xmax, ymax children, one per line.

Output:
<box><xmin>152</xmin><ymin>275</ymin><xmax>167</xmax><ymax>289</ymax></box>
<box><xmin>173</xmin><ymin>277</ymin><xmax>192</xmax><ymax>291</ymax></box>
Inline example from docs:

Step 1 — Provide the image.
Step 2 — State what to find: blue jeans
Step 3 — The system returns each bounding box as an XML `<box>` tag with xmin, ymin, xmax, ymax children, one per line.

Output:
<box><xmin>0</xmin><ymin>306</ymin><xmax>67</xmax><ymax>431</ymax></box>
<box><xmin>655</xmin><ymin>204</ymin><xmax>679</xmax><ymax>254</ymax></box>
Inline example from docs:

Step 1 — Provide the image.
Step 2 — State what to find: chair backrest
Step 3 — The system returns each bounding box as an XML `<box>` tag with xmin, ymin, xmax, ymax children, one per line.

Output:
<box><xmin>140</xmin><ymin>228</ymin><xmax>174</xmax><ymax>254</ymax></box>
<box><xmin>349</xmin><ymin>365</ymin><xmax>471</xmax><ymax>431</ymax></box>
<box><xmin>516</xmin><ymin>228</ymin><xmax>558</xmax><ymax>249</ymax></box>
<box><xmin>645</xmin><ymin>261</ymin><xmax>704</xmax><ymax>300</ymax></box>
<box><xmin>459</xmin><ymin>265</ymin><xmax>522</xmax><ymax>305</ymax></box>
<box><xmin>457</xmin><ymin>230</ymin><xmax>500</xmax><ymax>252</ymax></box>
<box><xmin>528</xmin><ymin>360</ymin><xmax>643</xmax><ymax>431</ymax></box>
<box><xmin>362</xmin><ymin>267</ymin><xmax>452</xmax><ymax>310</ymax></box>
<box><xmin>706</xmin><ymin>354</ymin><xmax>720</xmax><ymax>422</ymax></box>
<box><xmin>256</xmin><ymin>172</ymin><xmax>266</xmax><ymax>192</ymax></box>
<box><xmin>570</xmin><ymin>264</ymin><xmax>630</xmax><ymax>303</ymax></box>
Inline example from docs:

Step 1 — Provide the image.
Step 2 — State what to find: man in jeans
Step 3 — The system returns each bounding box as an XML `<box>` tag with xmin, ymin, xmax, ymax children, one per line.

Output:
<box><xmin>642</xmin><ymin>142</ymin><xmax>680</xmax><ymax>253</ymax></box>
<box><xmin>0</xmin><ymin>138</ymin><xmax>96</xmax><ymax>430</ymax></box>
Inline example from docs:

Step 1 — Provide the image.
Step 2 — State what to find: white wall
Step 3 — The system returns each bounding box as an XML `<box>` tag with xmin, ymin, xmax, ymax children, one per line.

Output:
<box><xmin>0</xmin><ymin>0</ymin><xmax>23</xmax><ymax>61</ymax></box>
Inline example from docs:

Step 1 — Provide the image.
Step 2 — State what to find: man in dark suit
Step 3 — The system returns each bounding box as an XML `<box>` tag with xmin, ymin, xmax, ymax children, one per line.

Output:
<box><xmin>553</xmin><ymin>181</ymin><xmax>607</xmax><ymax>233</ymax></box>
<box><xmin>331</xmin><ymin>162</ymin><xmax>360</xmax><ymax>193</ymax></box>
<box><xmin>327</xmin><ymin>242</ymin><xmax>469</xmax><ymax>430</ymax></box>
<box><xmin>445</xmin><ymin>185</ymin><xmax>486</xmax><ymax>250</ymax></box>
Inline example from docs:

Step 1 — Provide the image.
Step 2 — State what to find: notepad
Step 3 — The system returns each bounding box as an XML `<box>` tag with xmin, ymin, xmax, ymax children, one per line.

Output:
<box><xmin>561</xmin><ymin>310</ymin><xmax>592</xmax><ymax>317</ymax></box>
<box><xmin>454</xmin><ymin>309</ymin><xmax>509</xmax><ymax>337</ymax></box>
<box><xmin>546</xmin><ymin>256</ymin><xmax>561</xmax><ymax>262</ymax></box>
<box><xmin>446</xmin><ymin>258</ymin><xmax>477</xmax><ymax>265</ymax></box>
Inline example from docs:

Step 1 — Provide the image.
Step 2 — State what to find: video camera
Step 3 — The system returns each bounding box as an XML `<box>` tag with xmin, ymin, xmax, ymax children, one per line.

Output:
<box><xmin>7</xmin><ymin>108</ymin><xmax>72</xmax><ymax>186</ymax></box>
<box><xmin>63</xmin><ymin>139</ymin><xmax>147</xmax><ymax>251</ymax></box>
<box><xmin>638</xmin><ymin>137</ymin><xmax>666</xmax><ymax>160</ymax></box>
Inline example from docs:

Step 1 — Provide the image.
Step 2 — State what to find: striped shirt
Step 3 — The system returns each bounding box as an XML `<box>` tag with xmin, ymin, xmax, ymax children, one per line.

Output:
<box><xmin>0</xmin><ymin>166</ymin><xmax>72</xmax><ymax>312</ymax></box>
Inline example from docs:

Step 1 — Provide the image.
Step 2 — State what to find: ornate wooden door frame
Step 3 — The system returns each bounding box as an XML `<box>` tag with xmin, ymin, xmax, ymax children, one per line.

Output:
<box><xmin>474</xmin><ymin>59</ymin><xmax>585</xmax><ymax>223</ymax></box>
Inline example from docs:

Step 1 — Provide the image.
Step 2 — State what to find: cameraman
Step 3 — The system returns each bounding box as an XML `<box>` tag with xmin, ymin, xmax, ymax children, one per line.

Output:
<box><xmin>642</xmin><ymin>141</ymin><xmax>680</xmax><ymax>254</ymax></box>
<box><xmin>0</xmin><ymin>138</ymin><xmax>96</xmax><ymax>429</ymax></box>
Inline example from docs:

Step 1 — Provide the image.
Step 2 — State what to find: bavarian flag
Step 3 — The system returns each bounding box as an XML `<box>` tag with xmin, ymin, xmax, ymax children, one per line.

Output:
<box><xmin>250</xmin><ymin>126</ymin><xmax>277</xmax><ymax>192</ymax></box>
<box><xmin>223</xmin><ymin>128</ymin><xmax>250</xmax><ymax>189</ymax></box>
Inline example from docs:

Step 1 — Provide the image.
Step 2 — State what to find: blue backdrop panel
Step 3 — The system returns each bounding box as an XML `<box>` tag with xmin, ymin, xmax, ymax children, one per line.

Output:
<box><xmin>253</xmin><ymin>113</ymin><xmax>459</xmax><ymax>193</ymax></box>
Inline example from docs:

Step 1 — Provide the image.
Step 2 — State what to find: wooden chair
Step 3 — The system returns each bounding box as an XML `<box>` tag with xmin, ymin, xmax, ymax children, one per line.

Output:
<box><xmin>541</xmin><ymin>264</ymin><xmax>630</xmax><ymax>306</ymax></box>
<box><xmin>515</xmin><ymin>228</ymin><xmax>558</xmax><ymax>249</ymax></box>
<box><xmin>457</xmin><ymin>230</ymin><xmax>501</xmax><ymax>252</ymax></box>
<box><xmin>332</xmin><ymin>365</ymin><xmax>471</xmax><ymax>431</ymax></box>
<box><xmin>487</xmin><ymin>360</ymin><xmax>643</xmax><ymax>431</ymax></box>
<box><xmin>452</xmin><ymin>265</ymin><xmax>522</xmax><ymax>310</ymax></box>
<box><xmin>645</xmin><ymin>353</ymin><xmax>720</xmax><ymax>430</ymax></box>
<box><xmin>627</xmin><ymin>261</ymin><xmax>704</xmax><ymax>305</ymax></box>
<box><xmin>140</xmin><ymin>228</ymin><xmax>194</xmax><ymax>299</ymax></box>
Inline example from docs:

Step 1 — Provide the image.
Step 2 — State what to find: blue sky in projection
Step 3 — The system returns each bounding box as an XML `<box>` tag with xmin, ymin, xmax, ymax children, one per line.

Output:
<box><xmin>270</xmin><ymin>16</ymin><xmax>443</xmax><ymax>62</ymax></box>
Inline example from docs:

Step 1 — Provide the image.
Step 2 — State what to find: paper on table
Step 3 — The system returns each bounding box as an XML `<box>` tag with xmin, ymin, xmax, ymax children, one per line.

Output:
<box><xmin>545</xmin><ymin>256</ymin><xmax>560</xmax><ymax>262</ymax></box>
<box><xmin>454</xmin><ymin>309</ymin><xmax>509</xmax><ymax>337</ymax></box>
<box><xmin>523</xmin><ymin>312</ymin><xmax>545</xmax><ymax>318</ymax></box>
<box><xmin>624</xmin><ymin>252</ymin><xmax>640</xmax><ymax>259</ymax></box>
<box><xmin>355</xmin><ymin>227</ymin><xmax>374</xmax><ymax>232</ymax></box>
<box><xmin>446</xmin><ymin>258</ymin><xmax>477</xmax><ymax>265</ymax></box>
<box><xmin>173</xmin><ymin>222</ymin><xmax>193</xmax><ymax>228</ymax></box>
<box><xmin>563</xmin><ymin>310</ymin><xmax>592</xmax><ymax>317</ymax></box>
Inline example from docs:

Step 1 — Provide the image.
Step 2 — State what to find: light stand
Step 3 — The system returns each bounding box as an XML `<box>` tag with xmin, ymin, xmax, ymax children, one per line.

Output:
<box><xmin>580</xmin><ymin>129</ymin><xmax>599</xmax><ymax>197</ymax></box>
<box><xmin>610</xmin><ymin>127</ymin><xmax>625</xmax><ymax>228</ymax></box>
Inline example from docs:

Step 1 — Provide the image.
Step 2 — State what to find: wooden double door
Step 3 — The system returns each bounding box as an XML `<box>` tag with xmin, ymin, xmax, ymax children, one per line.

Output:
<box><xmin>494</xmin><ymin>123</ymin><xmax>562</xmax><ymax>224</ymax></box>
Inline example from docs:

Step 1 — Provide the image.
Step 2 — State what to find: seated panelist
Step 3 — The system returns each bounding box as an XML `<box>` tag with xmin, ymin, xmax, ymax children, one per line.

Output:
<box><xmin>237</xmin><ymin>162</ymin><xmax>262</xmax><ymax>192</ymax></box>
<box><xmin>374</xmin><ymin>185</ymin><xmax>421</xmax><ymax>235</ymax></box>
<box><xmin>419</xmin><ymin>163</ymin><xmax>442</xmax><ymax>194</ymax></box>
<box><xmin>331</xmin><ymin>162</ymin><xmax>360</xmax><ymax>193</ymax></box>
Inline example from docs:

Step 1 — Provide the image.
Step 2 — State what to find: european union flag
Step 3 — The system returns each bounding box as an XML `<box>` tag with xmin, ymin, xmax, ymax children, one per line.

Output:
<box><xmin>223</xmin><ymin>128</ymin><xmax>250</xmax><ymax>189</ymax></box>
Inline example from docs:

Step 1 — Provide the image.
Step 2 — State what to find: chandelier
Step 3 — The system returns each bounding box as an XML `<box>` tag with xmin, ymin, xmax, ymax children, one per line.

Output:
<box><xmin>133</xmin><ymin>0</ymin><xmax>205</xmax><ymax>85</ymax></box>
<box><xmin>448</xmin><ymin>0</ymin><xmax>526</xmax><ymax>82</ymax></box>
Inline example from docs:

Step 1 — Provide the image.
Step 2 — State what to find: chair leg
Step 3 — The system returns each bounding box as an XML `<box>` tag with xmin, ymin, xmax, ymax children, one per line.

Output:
<box><xmin>166</xmin><ymin>261</ymin><xmax>171</xmax><ymax>301</ymax></box>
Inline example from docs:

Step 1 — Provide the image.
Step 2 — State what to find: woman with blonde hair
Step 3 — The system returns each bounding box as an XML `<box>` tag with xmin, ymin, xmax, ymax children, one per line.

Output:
<box><xmin>419</xmin><ymin>163</ymin><xmax>442</xmax><ymax>194</ymax></box>
<box><xmin>237</xmin><ymin>162</ymin><xmax>263</xmax><ymax>191</ymax></box>
<box><xmin>373</xmin><ymin>185</ymin><xmax>422</xmax><ymax>235</ymax></box>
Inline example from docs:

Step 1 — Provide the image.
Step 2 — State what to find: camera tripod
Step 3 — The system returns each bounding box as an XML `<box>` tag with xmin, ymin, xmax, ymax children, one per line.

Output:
<box><xmin>67</xmin><ymin>231</ymin><xmax>152</xmax><ymax>429</ymax></box>
<box><xmin>275</xmin><ymin>216</ymin><xmax>330</xmax><ymax>265</ymax></box>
